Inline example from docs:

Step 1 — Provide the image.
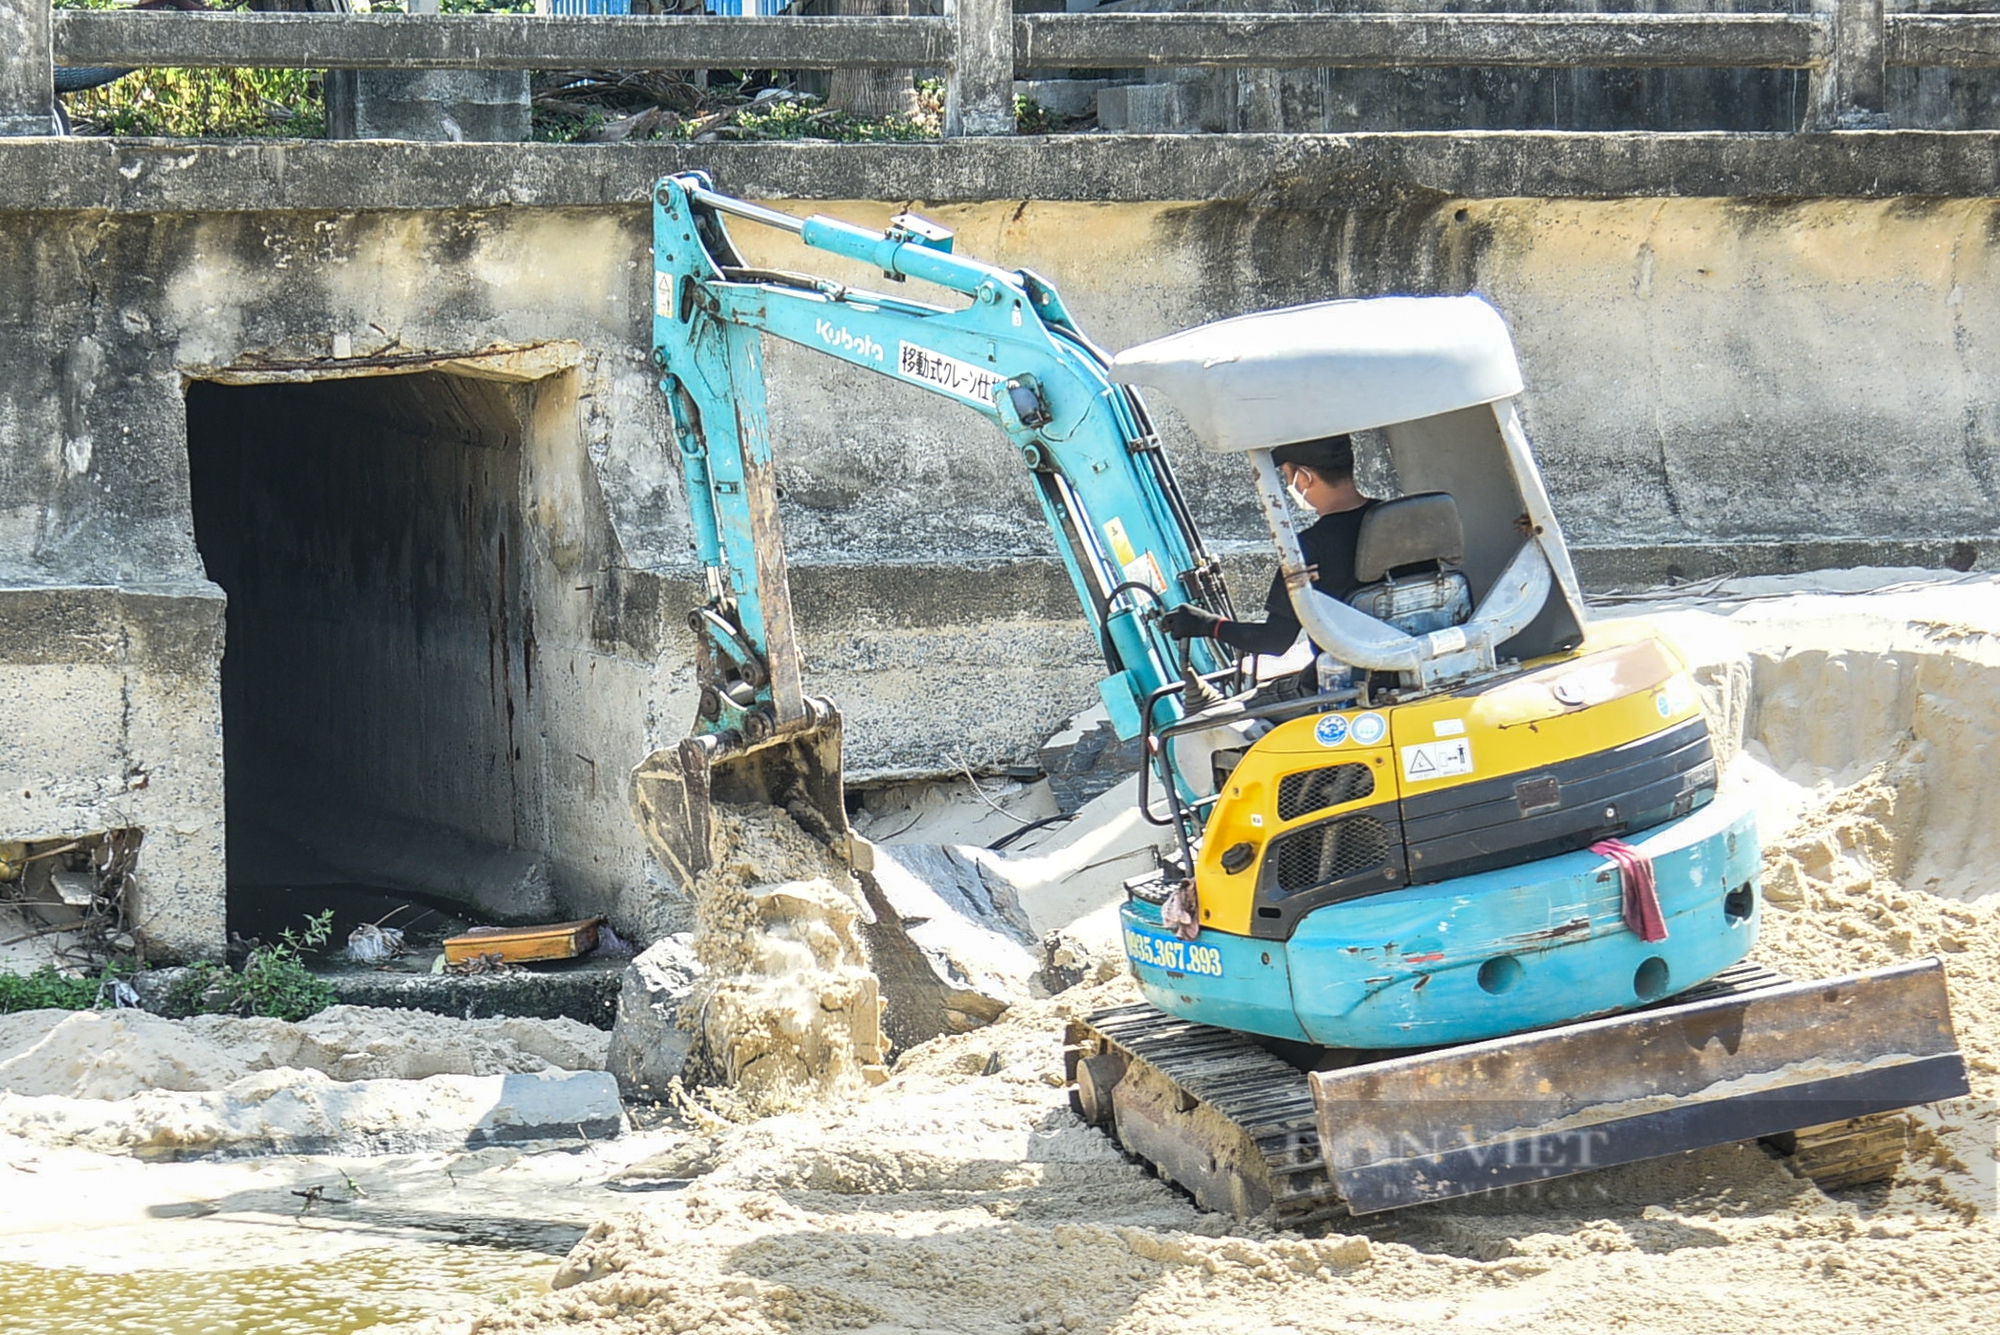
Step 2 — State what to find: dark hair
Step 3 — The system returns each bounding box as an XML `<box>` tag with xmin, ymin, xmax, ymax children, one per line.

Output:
<box><xmin>1271</xmin><ymin>434</ymin><xmax>1354</xmax><ymax>478</ymax></box>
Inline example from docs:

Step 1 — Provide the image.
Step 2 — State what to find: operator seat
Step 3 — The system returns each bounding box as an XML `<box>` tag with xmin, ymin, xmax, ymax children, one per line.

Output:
<box><xmin>1344</xmin><ymin>492</ymin><xmax>1472</xmax><ymax>635</ymax></box>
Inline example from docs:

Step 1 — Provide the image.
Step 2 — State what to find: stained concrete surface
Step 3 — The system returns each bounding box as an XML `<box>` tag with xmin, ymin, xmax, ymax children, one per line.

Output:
<box><xmin>15</xmin><ymin>134</ymin><xmax>2000</xmax><ymax>215</ymax></box>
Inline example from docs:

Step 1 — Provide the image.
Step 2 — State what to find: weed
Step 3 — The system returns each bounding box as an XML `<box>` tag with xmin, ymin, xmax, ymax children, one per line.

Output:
<box><xmin>1014</xmin><ymin>94</ymin><xmax>1059</xmax><ymax>136</ymax></box>
<box><xmin>715</xmin><ymin>95</ymin><xmax>936</xmax><ymax>143</ymax></box>
<box><xmin>0</xmin><ymin>964</ymin><xmax>133</xmax><ymax>1015</ymax></box>
<box><xmin>165</xmin><ymin>911</ymin><xmax>338</xmax><ymax>1022</ymax></box>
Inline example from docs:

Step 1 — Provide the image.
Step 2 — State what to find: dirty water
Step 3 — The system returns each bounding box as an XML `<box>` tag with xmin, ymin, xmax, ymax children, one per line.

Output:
<box><xmin>0</xmin><ymin>1248</ymin><xmax>552</xmax><ymax>1335</ymax></box>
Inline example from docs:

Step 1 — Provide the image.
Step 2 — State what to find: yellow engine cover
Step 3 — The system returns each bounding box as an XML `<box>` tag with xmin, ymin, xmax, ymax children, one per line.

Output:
<box><xmin>1192</xmin><ymin>631</ymin><xmax>1708</xmax><ymax>937</ymax></box>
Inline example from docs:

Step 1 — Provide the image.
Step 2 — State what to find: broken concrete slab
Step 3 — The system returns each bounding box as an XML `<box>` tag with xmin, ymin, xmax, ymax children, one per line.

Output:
<box><xmin>855</xmin><ymin>838</ymin><xmax>1041</xmax><ymax>1053</ymax></box>
<box><xmin>604</xmin><ymin>933</ymin><xmax>702</xmax><ymax>1105</ymax></box>
<box><xmin>1038</xmin><ymin>704</ymin><xmax>1144</xmax><ymax>816</ymax></box>
<box><xmin>0</xmin><ymin>1067</ymin><xmax>624</xmax><ymax>1158</ymax></box>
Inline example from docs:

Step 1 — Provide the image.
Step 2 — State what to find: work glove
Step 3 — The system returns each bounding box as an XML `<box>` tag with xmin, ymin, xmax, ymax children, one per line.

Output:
<box><xmin>1158</xmin><ymin>604</ymin><xmax>1227</xmax><ymax>641</ymax></box>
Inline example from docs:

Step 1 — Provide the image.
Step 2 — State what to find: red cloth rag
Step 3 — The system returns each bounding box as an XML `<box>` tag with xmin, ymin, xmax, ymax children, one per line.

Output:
<box><xmin>1161</xmin><ymin>879</ymin><xmax>1201</xmax><ymax>942</ymax></box>
<box><xmin>1591</xmin><ymin>838</ymin><xmax>1668</xmax><ymax>943</ymax></box>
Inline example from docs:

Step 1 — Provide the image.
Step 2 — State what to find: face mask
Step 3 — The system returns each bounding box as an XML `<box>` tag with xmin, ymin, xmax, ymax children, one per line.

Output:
<box><xmin>1286</xmin><ymin>472</ymin><xmax>1314</xmax><ymax>512</ymax></box>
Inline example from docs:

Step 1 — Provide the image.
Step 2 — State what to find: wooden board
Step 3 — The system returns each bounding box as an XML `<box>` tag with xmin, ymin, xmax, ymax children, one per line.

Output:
<box><xmin>443</xmin><ymin>916</ymin><xmax>603</xmax><ymax>965</ymax></box>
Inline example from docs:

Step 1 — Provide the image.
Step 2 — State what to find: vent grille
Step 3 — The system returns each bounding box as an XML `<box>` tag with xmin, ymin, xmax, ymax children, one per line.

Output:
<box><xmin>1277</xmin><ymin>764</ymin><xmax>1376</xmax><ymax>822</ymax></box>
<box><xmin>1268</xmin><ymin>815</ymin><xmax>1393</xmax><ymax>895</ymax></box>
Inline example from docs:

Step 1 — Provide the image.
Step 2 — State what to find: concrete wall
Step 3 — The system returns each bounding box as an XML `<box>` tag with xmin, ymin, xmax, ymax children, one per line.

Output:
<box><xmin>4</xmin><ymin>139</ymin><xmax>1999</xmax><ymax>956</ymax></box>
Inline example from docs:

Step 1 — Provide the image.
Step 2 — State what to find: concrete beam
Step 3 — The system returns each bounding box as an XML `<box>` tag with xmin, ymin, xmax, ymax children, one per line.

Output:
<box><xmin>10</xmin><ymin>133</ymin><xmax>2000</xmax><ymax>215</ymax></box>
<box><xmin>1016</xmin><ymin>14</ymin><xmax>1826</xmax><ymax>72</ymax></box>
<box><xmin>0</xmin><ymin>0</ymin><xmax>55</xmax><ymax>137</ymax></box>
<box><xmin>1886</xmin><ymin>14</ymin><xmax>2000</xmax><ymax>67</ymax></box>
<box><xmin>54</xmin><ymin>11</ymin><xmax>952</xmax><ymax>71</ymax></box>
<box><xmin>1808</xmin><ymin>0</ymin><xmax>1887</xmax><ymax>131</ymax></box>
<box><xmin>947</xmin><ymin>0</ymin><xmax>1015</xmax><ymax>138</ymax></box>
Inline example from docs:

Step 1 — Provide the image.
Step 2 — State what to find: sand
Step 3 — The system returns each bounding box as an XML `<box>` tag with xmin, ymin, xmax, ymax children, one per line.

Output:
<box><xmin>380</xmin><ymin>573</ymin><xmax>2000</xmax><ymax>1335</ymax></box>
<box><xmin>678</xmin><ymin>805</ymin><xmax>888</xmax><ymax>1115</ymax></box>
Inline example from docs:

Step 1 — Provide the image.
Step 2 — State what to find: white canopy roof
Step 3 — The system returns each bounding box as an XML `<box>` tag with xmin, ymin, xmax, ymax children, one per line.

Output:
<box><xmin>1109</xmin><ymin>295</ymin><xmax>1524</xmax><ymax>453</ymax></box>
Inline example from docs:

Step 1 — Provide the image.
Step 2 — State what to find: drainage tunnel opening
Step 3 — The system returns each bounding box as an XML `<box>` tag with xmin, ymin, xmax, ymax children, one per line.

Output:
<box><xmin>187</xmin><ymin>373</ymin><xmax>546</xmax><ymax>946</ymax></box>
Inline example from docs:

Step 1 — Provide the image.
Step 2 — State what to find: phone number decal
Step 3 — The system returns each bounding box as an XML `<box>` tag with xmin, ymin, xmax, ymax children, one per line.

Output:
<box><xmin>1123</xmin><ymin>927</ymin><xmax>1224</xmax><ymax>978</ymax></box>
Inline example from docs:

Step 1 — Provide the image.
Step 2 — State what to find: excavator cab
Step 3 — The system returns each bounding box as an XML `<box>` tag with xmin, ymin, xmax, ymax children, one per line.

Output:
<box><xmin>1114</xmin><ymin>296</ymin><xmax>1752</xmax><ymax>1044</ymax></box>
<box><xmin>1079</xmin><ymin>296</ymin><xmax>1966</xmax><ymax>1217</ymax></box>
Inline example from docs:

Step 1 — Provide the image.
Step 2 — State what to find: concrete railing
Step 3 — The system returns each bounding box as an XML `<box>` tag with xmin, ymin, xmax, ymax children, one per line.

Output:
<box><xmin>9</xmin><ymin>0</ymin><xmax>2000</xmax><ymax>138</ymax></box>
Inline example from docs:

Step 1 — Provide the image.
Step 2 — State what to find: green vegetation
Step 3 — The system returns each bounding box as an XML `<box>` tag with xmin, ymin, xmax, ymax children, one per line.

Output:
<box><xmin>53</xmin><ymin>0</ymin><xmax>526</xmax><ymax>138</ymax></box>
<box><xmin>67</xmin><ymin>67</ymin><xmax>326</xmax><ymax>139</ymax></box>
<box><xmin>723</xmin><ymin>94</ymin><xmax>937</xmax><ymax>143</ymax></box>
<box><xmin>533</xmin><ymin>73</ymin><xmax>945</xmax><ymax>144</ymax></box>
<box><xmin>0</xmin><ymin>964</ymin><xmax>130</xmax><ymax>1015</ymax></box>
<box><xmin>1013</xmin><ymin>94</ymin><xmax>1058</xmax><ymax>136</ymax></box>
<box><xmin>164</xmin><ymin>911</ymin><xmax>339</xmax><ymax>1022</ymax></box>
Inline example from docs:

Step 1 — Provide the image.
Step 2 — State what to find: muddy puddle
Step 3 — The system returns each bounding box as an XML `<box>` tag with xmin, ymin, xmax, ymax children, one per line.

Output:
<box><xmin>0</xmin><ymin>1248</ymin><xmax>552</xmax><ymax>1335</ymax></box>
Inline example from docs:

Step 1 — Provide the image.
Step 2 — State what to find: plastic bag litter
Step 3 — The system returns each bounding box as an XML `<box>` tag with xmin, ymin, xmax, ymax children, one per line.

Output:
<box><xmin>346</xmin><ymin>922</ymin><xmax>406</xmax><ymax>963</ymax></box>
<box><xmin>98</xmin><ymin>976</ymin><xmax>141</xmax><ymax>1009</ymax></box>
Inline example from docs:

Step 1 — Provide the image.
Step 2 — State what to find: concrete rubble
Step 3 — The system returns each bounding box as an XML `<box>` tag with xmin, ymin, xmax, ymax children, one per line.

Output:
<box><xmin>603</xmin><ymin>933</ymin><xmax>702</xmax><ymax>1104</ymax></box>
<box><xmin>857</xmin><ymin>838</ymin><xmax>1043</xmax><ymax>1051</ymax></box>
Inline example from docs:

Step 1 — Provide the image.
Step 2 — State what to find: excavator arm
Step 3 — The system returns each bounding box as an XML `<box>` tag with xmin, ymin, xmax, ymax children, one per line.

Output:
<box><xmin>635</xmin><ymin>174</ymin><xmax>1231</xmax><ymax>883</ymax></box>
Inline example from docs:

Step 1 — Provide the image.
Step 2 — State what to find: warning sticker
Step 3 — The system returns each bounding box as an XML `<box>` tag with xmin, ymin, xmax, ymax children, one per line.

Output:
<box><xmin>1104</xmin><ymin>518</ymin><xmax>1165</xmax><ymax>593</ymax></box>
<box><xmin>898</xmin><ymin>341</ymin><xmax>1003</xmax><ymax>406</ymax></box>
<box><xmin>654</xmin><ymin>271</ymin><xmax>673</xmax><ymax>320</ymax></box>
<box><xmin>1122</xmin><ymin>552</ymin><xmax>1168</xmax><ymax>595</ymax></box>
<box><xmin>1104</xmin><ymin>517</ymin><xmax>1138</xmax><ymax>567</ymax></box>
<box><xmin>1401</xmin><ymin>738</ymin><xmax>1475</xmax><ymax>783</ymax></box>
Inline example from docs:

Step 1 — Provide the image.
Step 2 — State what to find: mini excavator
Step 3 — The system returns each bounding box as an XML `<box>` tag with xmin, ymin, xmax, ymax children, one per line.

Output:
<box><xmin>630</xmin><ymin>174</ymin><xmax>1968</xmax><ymax>1218</ymax></box>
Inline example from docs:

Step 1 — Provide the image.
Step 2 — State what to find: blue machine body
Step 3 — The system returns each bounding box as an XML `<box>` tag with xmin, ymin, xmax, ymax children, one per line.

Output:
<box><xmin>1123</xmin><ymin>792</ymin><xmax>1760</xmax><ymax>1049</ymax></box>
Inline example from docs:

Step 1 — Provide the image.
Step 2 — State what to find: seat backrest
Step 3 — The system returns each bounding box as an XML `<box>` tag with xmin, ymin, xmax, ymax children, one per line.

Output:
<box><xmin>1346</xmin><ymin>492</ymin><xmax>1472</xmax><ymax>636</ymax></box>
<box><xmin>1351</xmin><ymin>492</ymin><xmax>1465</xmax><ymax>583</ymax></box>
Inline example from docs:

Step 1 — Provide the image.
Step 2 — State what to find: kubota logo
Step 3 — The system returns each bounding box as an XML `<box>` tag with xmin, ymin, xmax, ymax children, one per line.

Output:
<box><xmin>815</xmin><ymin>319</ymin><xmax>884</xmax><ymax>362</ymax></box>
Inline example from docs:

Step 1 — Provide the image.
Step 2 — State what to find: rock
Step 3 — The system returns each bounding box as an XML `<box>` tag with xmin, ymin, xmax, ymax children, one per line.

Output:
<box><xmin>1038</xmin><ymin>925</ymin><xmax>1126</xmax><ymax>994</ymax></box>
<box><xmin>856</xmin><ymin>839</ymin><xmax>1041</xmax><ymax>1054</ymax></box>
<box><xmin>1038</xmin><ymin>706</ymin><xmax>1144</xmax><ymax>817</ymax></box>
<box><xmin>604</xmin><ymin>934</ymin><xmax>702</xmax><ymax>1104</ymax></box>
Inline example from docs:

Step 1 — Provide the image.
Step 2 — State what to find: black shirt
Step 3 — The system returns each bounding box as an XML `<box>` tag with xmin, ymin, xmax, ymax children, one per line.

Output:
<box><xmin>1215</xmin><ymin>502</ymin><xmax>1375</xmax><ymax>657</ymax></box>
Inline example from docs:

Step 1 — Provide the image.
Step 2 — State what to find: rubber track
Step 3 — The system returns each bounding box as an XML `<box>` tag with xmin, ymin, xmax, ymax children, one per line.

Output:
<box><xmin>1072</xmin><ymin>959</ymin><xmax>1793</xmax><ymax>1223</ymax></box>
<box><xmin>1785</xmin><ymin>1114</ymin><xmax>1916</xmax><ymax>1191</ymax></box>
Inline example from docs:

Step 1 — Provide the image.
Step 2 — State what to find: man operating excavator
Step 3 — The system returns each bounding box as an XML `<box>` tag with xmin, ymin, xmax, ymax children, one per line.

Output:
<box><xmin>1158</xmin><ymin>434</ymin><xmax>1375</xmax><ymax>677</ymax></box>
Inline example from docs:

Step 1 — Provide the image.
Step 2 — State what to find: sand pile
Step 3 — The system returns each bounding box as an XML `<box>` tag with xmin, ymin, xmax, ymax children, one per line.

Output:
<box><xmin>0</xmin><ymin>1007</ymin><xmax>616</xmax><ymax>1158</ymax></box>
<box><xmin>0</xmin><ymin>1006</ymin><xmax>608</xmax><ymax>1100</ymax></box>
<box><xmin>403</xmin><ymin>978</ymin><xmax>1995</xmax><ymax>1335</ymax></box>
<box><xmin>680</xmin><ymin>805</ymin><xmax>887</xmax><ymax>1114</ymax></box>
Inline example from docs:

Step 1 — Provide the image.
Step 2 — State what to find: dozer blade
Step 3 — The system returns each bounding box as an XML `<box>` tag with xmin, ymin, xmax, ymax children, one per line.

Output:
<box><xmin>1311</xmin><ymin>957</ymin><xmax>1968</xmax><ymax>1214</ymax></box>
<box><xmin>630</xmin><ymin>705</ymin><xmax>851</xmax><ymax>888</ymax></box>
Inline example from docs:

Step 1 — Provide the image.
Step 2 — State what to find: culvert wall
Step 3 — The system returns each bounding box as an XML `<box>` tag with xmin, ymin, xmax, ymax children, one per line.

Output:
<box><xmin>3</xmin><ymin>182</ymin><xmax>1999</xmax><ymax>957</ymax></box>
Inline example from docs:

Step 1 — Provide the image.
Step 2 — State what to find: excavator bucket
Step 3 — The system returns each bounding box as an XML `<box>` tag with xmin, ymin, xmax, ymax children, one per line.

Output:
<box><xmin>1310</xmin><ymin>957</ymin><xmax>1968</xmax><ymax>1214</ymax></box>
<box><xmin>631</xmin><ymin>707</ymin><xmax>852</xmax><ymax>890</ymax></box>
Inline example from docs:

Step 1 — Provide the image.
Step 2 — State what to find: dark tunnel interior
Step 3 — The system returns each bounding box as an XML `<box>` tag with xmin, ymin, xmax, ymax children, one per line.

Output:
<box><xmin>186</xmin><ymin>372</ymin><xmax>541</xmax><ymax>944</ymax></box>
